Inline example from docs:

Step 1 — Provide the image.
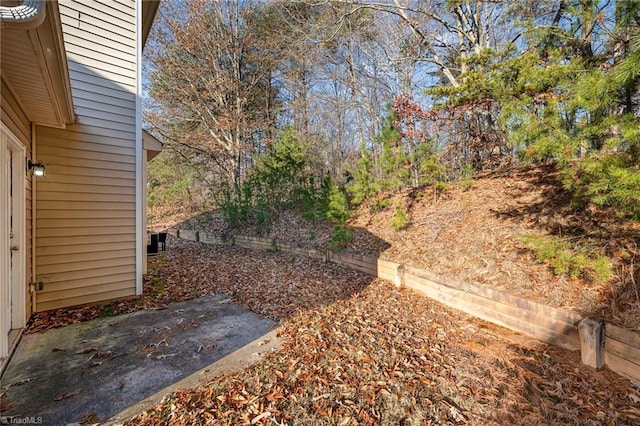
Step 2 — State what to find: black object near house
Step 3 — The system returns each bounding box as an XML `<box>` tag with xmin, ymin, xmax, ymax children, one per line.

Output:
<box><xmin>158</xmin><ymin>232</ymin><xmax>167</xmax><ymax>251</ymax></box>
<box><xmin>147</xmin><ymin>232</ymin><xmax>158</xmax><ymax>255</ymax></box>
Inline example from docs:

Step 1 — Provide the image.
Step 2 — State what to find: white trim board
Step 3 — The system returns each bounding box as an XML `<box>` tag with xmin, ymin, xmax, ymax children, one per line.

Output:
<box><xmin>135</xmin><ymin>0</ymin><xmax>143</xmax><ymax>295</ymax></box>
<box><xmin>0</xmin><ymin>122</ymin><xmax>27</xmax><ymax>359</ymax></box>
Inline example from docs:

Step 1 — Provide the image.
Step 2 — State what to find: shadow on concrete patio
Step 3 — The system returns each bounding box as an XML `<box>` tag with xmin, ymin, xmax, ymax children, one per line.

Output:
<box><xmin>0</xmin><ymin>294</ymin><xmax>279</xmax><ymax>425</ymax></box>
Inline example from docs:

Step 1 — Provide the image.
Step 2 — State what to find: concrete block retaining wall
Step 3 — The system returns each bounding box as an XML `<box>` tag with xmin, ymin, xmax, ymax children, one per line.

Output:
<box><xmin>168</xmin><ymin>228</ymin><xmax>640</xmax><ymax>382</ymax></box>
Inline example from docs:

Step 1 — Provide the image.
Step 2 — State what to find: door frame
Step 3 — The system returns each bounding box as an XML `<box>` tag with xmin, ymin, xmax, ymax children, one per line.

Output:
<box><xmin>0</xmin><ymin>123</ymin><xmax>26</xmax><ymax>358</ymax></box>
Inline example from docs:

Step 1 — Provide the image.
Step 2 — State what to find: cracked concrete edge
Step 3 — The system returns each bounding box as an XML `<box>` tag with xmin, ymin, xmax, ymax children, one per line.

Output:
<box><xmin>104</xmin><ymin>327</ymin><xmax>282</xmax><ymax>425</ymax></box>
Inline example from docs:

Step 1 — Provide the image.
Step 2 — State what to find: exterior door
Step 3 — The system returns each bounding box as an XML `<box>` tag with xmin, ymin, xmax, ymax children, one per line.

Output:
<box><xmin>1</xmin><ymin>125</ymin><xmax>26</xmax><ymax>360</ymax></box>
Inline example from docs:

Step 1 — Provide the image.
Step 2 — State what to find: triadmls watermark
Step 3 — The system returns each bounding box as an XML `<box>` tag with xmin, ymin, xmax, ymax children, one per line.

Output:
<box><xmin>0</xmin><ymin>416</ymin><xmax>44</xmax><ymax>425</ymax></box>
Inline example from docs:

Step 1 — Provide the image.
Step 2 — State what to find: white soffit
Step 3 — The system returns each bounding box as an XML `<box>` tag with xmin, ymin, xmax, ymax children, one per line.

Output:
<box><xmin>1</xmin><ymin>0</ymin><xmax>75</xmax><ymax>128</ymax></box>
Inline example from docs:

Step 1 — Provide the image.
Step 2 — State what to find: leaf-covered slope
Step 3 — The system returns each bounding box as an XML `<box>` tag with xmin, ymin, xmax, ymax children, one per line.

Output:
<box><xmin>154</xmin><ymin>165</ymin><xmax>640</xmax><ymax>331</ymax></box>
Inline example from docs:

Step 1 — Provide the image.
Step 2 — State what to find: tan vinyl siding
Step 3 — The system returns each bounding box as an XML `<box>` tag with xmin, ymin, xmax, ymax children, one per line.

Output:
<box><xmin>36</xmin><ymin>239</ymin><xmax>133</xmax><ymax>254</ymax></box>
<box><xmin>60</xmin><ymin>15</ymin><xmax>134</xmax><ymax>48</ymax></box>
<box><xmin>37</xmin><ymin>289</ymin><xmax>135</xmax><ymax>310</ymax></box>
<box><xmin>37</xmin><ymin>191</ymin><xmax>134</xmax><ymax>203</ymax></box>
<box><xmin>65</xmin><ymin>37</ymin><xmax>136</xmax><ymax>70</ymax></box>
<box><xmin>37</xmin><ymin>208</ymin><xmax>135</xmax><ymax>220</ymax></box>
<box><xmin>39</xmin><ymin>259</ymin><xmax>135</xmax><ymax>279</ymax></box>
<box><xmin>63</xmin><ymin>0</ymin><xmax>136</xmax><ymax>27</ymax></box>
<box><xmin>35</xmin><ymin>0</ymin><xmax>138</xmax><ymax>312</ymax></box>
<box><xmin>37</xmin><ymin>232</ymin><xmax>135</xmax><ymax>246</ymax></box>
<box><xmin>65</xmin><ymin>53</ymin><xmax>136</xmax><ymax>82</ymax></box>
<box><xmin>65</xmin><ymin>72</ymin><xmax>135</xmax><ymax>101</ymax></box>
<box><xmin>1</xmin><ymin>80</ymin><xmax>34</xmax><ymax>318</ymax></box>
<box><xmin>34</xmin><ymin>264</ymin><xmax>135</xmax><ymax>283</ymax></box>
<box><xmin>31</xmin><ymin>127</ymin><xmax>136</xmax><ymax>154</ymax></box>
<box><xmin>38</xmin><ymin>272</ymin><xmax>136</xmax><ymax>293</ymax></box>
<box><xmin>1</xmin><ymin>79</ymin><xmax>31</xmax><ymax>144</ymax></box>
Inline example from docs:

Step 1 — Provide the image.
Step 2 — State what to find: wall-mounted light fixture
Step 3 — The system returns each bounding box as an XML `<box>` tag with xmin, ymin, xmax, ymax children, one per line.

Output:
<box><xmin>27</xmin><ymin>159</ymin><xmax>46</xmax><ymax>177</ymax></box>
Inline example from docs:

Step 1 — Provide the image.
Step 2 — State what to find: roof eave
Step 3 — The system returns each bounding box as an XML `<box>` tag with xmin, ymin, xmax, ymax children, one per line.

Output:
<box><xmin>0</xmin><ymin>0</ymin><xmax>76</xmax><ymax>127</ymax></box>
<box><xmin>143</xmin><ymin>129</ymin><xmax>163</xmax><ymax>161</ymax></box>
<box><xmin>39</xmin><ymin>0</ymin><xmax>76</xmax><ymax>126</ymax></box>
<box><xmin>142</xmin><ymin>0</ymin><xmax>160</xmax><ymax>50</ymax></box>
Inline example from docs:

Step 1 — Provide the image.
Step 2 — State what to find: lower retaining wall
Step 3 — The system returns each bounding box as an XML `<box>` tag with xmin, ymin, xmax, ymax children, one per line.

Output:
<box><xmin>604</xmin><ymin>323</ymin><xmax>640</xmax><ymax>380</ymax></box>
<box><xmin>168</xmin><ymin>228</ymin><xmax>640</xmax><ymax>381</ymax></box>
<box><xmin>273</xmin><ymin>240</ymin><xmax>326</xmax><ymax>260</ymax></box>
<box><xmin>403</xmin><ymin>267</ymin><xmax>581</xmax><ymax>351</ymax></box>
<box><xmin>327</xmin><ymin>251</ymin><xmax>378</xmax><ymax>276</ymax></box>
<box><xmin>199</xmin><ymin>232</ymin><xmax>233</xmax><ymax>246</ymax></box>
<box><xmin>234</xmin><ymin>235</ymin><xmax>275</xmax><ymax>251</ymax></box>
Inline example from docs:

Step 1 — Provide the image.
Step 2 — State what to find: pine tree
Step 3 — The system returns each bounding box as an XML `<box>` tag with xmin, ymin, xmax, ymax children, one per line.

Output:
<box><xmin>349</xmin><ymin>148</ymin><xmax>376</xmax><ymax>205</ymax></box>
<box><xmin>377</xmin><ymin>108</ymin><xmax>408</xmax><ymax>191</ymax></box>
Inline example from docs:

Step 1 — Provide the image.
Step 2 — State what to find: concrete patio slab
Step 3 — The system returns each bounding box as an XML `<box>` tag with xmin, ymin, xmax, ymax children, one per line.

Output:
<box><xmin>0</xmin><ymin>294</ymin><xmax>279</xmax><ymax>425</ymax></box>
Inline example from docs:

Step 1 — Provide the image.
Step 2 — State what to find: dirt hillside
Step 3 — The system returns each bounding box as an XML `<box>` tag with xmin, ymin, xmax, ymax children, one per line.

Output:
<box><xmin>151</xmin><ymin>165</ymin><xmax>640</xmax><ymax>331</ymax></box>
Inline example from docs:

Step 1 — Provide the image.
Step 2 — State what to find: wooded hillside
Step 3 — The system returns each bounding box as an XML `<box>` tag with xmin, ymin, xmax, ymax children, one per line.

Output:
<box><xmin>145</xmin><ymin>0</ymin><xmax>640</xmax><ymax>328</ymax></box>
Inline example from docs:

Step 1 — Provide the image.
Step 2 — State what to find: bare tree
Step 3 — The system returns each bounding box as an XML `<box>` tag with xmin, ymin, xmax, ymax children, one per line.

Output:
<box><xmin>145</xmin><ymin>0</ymin><xmax>275</xmax><ymax>190</ymax></box>
<box><xmin>314</xmin><ymin>0</ymin><xmax>518</xmax><ymax>170</ymax></box>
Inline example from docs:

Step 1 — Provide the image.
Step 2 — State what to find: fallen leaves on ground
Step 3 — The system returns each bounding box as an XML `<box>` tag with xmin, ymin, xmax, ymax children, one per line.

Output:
<box><xmin>157</xmin><ymin>165</ymin><xmax>640</xmax><ymax>331</ymax></box>
<box><xmin>53</xmin><ymin>391</ymin><xmax>78</xmax><ymax>402</ymax></box>
<box><xmin>77</xmin><ymin>412</ymin><xmax>100</xmax><ymax>424</ymax></box>
<box><xmin>26</xmin><ymin>237</ymin><xmax>370</xmax><ymax>333</ymax></box>
<box><xmin>24</xmin><ymin>236</ymin><xmax>639</xmax><ymax>424</ymax></box>
<box><xmin>126</xmin><ymin>276</ymin><xmax>639</xmax><ymax>425</ymax></box>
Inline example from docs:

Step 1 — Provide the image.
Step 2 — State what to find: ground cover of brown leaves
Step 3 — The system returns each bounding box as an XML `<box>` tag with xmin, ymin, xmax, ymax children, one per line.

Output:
<box><xmin>125</xmin><ymin>242</ymin><xmax>640</xmax><ymax>425</ymax></box>
<box><xmin>350</xmin><ymin>166</ymin><xmax>640</xmax><ymax>332</ymax></box>
<box><xmin>26</xmin><ymin>237</ymin><xmax>369</xmax><ymax>333</ymax></box>
<box><xmin>26</xmin><ymin>234</ymin><xmax>640</xmax><ymax>424</ymax></box>
<box><xmin>156</xmin><ymin>165</ymin><xmax>640</xmax><ymax>331</ymax></box>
